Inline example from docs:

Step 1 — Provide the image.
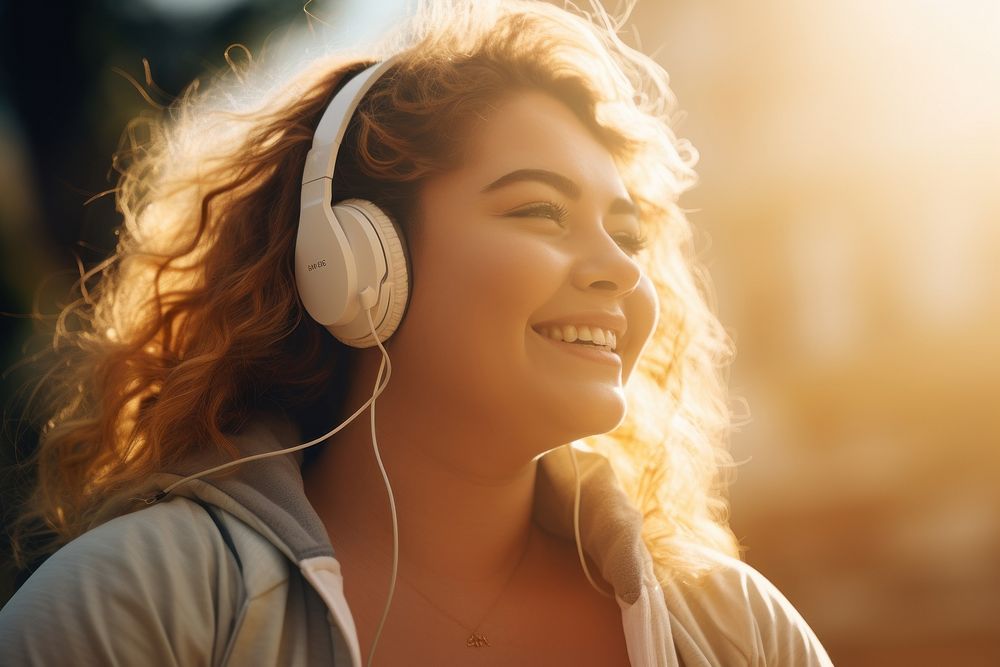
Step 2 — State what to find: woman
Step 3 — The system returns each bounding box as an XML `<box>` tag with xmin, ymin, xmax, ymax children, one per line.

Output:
<box><xmin>1</xmin><ymin>0</ymin><xmax>833</xmax><ymax>665</ymax></box>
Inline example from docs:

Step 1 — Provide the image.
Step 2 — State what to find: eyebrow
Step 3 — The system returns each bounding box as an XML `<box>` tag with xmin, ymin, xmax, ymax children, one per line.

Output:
<box><xmin>480</xmin><ymin>168</ymin><xmax>639</xmax><ymax>218</ymax></box>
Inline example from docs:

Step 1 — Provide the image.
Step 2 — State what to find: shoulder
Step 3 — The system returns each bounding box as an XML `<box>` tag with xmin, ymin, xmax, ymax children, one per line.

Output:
<box><xmin>0</xmin><ymin>497</ymin><xmax>251</xmax><ymax>666</ymax></box>
<box><xmin>17</xmin><ymin>496</ymin><xmax>247</xmax><ymax>595</ymax></box>
<box><xmin>659</xmin><ymin>547</ymin><xmax>834</xmax><ymax>666</ymax></box>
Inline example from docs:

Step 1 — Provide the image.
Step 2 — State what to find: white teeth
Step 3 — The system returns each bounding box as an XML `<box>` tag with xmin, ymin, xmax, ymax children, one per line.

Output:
<box><xmin>537</xmin><ymin>324</ymin><xmax>618</xmax><ymax>351</ymax></box>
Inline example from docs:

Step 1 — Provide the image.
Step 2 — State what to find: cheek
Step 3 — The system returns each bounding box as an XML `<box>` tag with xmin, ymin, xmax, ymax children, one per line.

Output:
<box><xmin>427</xmin><ymin>227</ymin><xmax>558</xmax><ymax>319</ymax></box>
<box><xmin>403</xmin><ymin>223</ymin><xmax>563</xmax><ymax>367</ymax></box>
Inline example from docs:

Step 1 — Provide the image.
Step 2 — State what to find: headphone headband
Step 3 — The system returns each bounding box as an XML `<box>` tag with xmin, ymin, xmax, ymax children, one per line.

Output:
<box><xmin>302</xmin><ymin>58</ymin><xmax>398</xmax><ymax>184</ymax></box>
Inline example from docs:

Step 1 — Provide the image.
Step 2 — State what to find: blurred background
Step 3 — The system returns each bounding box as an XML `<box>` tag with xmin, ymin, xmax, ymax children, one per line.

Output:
<box><xmin>1</xmin><ymin>0</ymin><xmax>997</xmax><ymax>664</ymax></box>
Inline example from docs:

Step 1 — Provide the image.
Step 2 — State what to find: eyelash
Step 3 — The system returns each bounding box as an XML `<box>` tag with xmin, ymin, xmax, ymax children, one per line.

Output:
<box><xmin>509</xmin><ymin>201</ymin><xmax>649</xmax><ymax>256</ymax></box>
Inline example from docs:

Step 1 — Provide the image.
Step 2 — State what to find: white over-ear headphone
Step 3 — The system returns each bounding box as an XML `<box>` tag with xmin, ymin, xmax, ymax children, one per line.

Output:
<box><xmin>296</xmin><ymin>56</ymin><xmax>410</xmax><ymax>347</ymax></box>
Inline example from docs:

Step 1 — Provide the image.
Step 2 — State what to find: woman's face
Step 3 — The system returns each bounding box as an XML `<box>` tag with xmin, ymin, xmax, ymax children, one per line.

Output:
<box><xmin>389</xmin><ymin>89</ymin><xmax>659</xmax><ymax>450</ymax></box>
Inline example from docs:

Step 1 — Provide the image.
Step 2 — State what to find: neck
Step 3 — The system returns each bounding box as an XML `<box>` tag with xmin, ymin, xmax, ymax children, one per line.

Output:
<box><xmin>302</xmin><ymin>348</ymin><xmax>542</xmax><ymax>586</ymax></box>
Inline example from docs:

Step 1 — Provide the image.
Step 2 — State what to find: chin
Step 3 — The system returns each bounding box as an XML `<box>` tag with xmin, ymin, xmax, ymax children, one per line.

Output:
<box><xmin>551</xmin><ymin>389</ymin><xmax>627</xmax><ymax>441</ymax></box>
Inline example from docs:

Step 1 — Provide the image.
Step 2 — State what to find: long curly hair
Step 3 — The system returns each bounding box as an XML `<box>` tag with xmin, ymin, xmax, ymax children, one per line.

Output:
<box><xmin>9</xmin><ymin>0</ymin><xmax>740</xmax><ymax>578</ymax></box>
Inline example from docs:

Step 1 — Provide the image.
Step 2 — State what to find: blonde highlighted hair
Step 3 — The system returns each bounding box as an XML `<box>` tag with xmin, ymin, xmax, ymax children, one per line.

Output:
<box><xmin>10</xmin><ymin>0</ymin><xmax>739</xmax><ymax>578</ymax></box>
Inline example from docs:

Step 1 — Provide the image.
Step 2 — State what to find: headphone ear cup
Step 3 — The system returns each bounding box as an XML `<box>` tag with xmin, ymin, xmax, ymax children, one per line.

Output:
<box><xmin>327</xmin><ymin>199</ymin><xmax>410</xmax><ymax>348</ymax></box>
<box><xmin>296</xmin><ymin>59</ymin><xmax>409</xmax><ymax>347</ymax></box>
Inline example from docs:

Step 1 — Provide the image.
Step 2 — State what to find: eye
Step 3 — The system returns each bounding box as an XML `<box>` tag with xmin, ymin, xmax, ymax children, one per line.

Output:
<box><xmin>505</xmin><ymin>202</ymin><xmax>648</xmax><ymax>257</ymax></box>
<box><xmin>612</xmin><ymin>230</ymin><xmax>649</xmax><ymax>257</ymax></box>
<box><xmin>506</xmin><ymin>201</ymin><xmax>570</xmax><ymax>226</ymax></box>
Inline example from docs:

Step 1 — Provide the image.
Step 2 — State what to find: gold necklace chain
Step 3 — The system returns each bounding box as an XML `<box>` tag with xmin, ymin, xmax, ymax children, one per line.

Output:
<box><xmin>397</xmin><ymin>529</ymin><xmax>534</xmax><ymax>648</ymax></box>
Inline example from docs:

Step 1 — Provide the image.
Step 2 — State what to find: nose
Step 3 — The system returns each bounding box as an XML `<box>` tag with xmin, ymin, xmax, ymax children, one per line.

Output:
<box><xmin>570</xmin><ymin>230</ymin><xmax>643</xmax><ymax>297</ymax></box>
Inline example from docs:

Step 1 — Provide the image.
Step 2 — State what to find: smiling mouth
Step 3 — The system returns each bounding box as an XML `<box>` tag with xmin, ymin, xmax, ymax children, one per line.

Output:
<box><xmin>530</xmin><ymin>324</ymin><xmax>619</xmax><ymax>352</ymax></box>
<box><xmin>530</xmin><ymin>327</ymin><xmax>622</xmax><ymax>365</ymax></box>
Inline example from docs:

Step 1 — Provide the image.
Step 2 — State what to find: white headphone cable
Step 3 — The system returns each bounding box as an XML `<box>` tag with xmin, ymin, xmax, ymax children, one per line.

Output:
<box><xmin>362</xmin><ymin>300</ymin><xmax>398</xmax><ymax>667</ymax></box>
<box><xmin>567</xmin><ymin>443</ymin><xmax>614</xmax><ymax>599</ymax></box>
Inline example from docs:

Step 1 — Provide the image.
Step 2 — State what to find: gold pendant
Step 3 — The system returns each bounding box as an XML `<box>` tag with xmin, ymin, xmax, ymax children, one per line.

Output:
<box><xmin>466</xmin><ymin>632</ymin><xmax>490</xmax><ymax>648</ymax></box>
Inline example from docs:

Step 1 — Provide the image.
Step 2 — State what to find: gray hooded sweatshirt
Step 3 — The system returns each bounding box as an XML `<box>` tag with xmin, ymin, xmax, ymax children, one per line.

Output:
<box><xmin>0</xmin><ymin>414</ymin><xmax>833</xmax><ymax>666</ymax></box>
